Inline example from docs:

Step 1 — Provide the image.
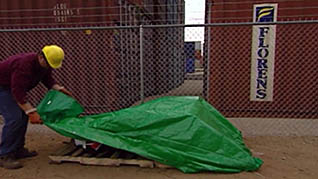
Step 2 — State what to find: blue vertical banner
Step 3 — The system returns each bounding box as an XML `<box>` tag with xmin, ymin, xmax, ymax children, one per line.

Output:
<box><xmin>250</xmin><ymin>4</ymin><xmax>278</xmax><ymax>101</ymax></box>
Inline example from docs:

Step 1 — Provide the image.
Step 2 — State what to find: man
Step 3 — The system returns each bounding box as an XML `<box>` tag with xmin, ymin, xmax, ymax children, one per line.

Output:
<box><xmin>0</xmin><ymin>45</ymin><xmax>72</xmax><ymax>169</ymax></box>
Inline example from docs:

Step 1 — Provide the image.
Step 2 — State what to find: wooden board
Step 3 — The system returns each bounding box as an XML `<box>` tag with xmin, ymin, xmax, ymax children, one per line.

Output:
<box><xmin>49</xmin><ymin>141</ymin><xmax>173</xmax><ymax>169</ymax></box>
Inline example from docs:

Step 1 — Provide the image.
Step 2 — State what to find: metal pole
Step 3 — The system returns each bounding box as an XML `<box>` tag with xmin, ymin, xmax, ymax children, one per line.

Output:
<box><xmin>139</xmin><ymin>25</ymin><xmax>145</xmax><ymax>103</ymax></box>
<box><xmin>206</xmin><ymin>3</ymin><xmax>212</xmax><ymax>101</ymax></box>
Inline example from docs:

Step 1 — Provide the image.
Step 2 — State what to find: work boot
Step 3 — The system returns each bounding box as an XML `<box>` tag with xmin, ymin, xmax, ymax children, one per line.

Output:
<box><xmin>15</xmin><ymin>148</ymin><xmax>38</xmax><ymax>159</ymax></box>
<box><xmin>0</xmin><ymin>153</ymin><xmax>23</xmax><ymax>169</ymax></box>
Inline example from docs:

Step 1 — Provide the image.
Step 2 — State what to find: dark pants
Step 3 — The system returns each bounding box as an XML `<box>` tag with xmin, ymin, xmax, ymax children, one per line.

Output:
<box><xmin>0</xmin><ymin>87</ymin><xmax>28</xmax><ymax>156</ymax></box>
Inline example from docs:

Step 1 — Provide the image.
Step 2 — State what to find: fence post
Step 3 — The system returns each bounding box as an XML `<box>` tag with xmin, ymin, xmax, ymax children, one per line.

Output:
<box><xmin>206</xmin><ymin>3</ymin><xmax>212</xmax><ymax>101</ymax></box>
<box><xmin>139</xmin><ymin>25</ymin><xmax>145</xmax><ymax>103</ymax></box>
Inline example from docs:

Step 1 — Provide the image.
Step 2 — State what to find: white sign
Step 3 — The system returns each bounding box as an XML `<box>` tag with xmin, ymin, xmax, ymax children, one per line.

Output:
<box><xmin>250</xmin><ymin>4</ymin><xmax>277</xmax><ymax>101</ymax></box>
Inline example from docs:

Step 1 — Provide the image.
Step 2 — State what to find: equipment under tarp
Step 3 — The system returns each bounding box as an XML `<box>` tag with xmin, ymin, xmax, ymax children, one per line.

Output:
<box><xmin>37</xmin><ymin>90</ymin><xmax>263</xmax><ymax>173</ymax></box>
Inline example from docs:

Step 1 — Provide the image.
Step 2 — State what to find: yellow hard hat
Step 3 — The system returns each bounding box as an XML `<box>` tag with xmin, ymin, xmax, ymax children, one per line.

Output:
<box><xmin>42</xmin><ymin>45</ymin><xmax>64</xmax><ymax>69</ymax></box>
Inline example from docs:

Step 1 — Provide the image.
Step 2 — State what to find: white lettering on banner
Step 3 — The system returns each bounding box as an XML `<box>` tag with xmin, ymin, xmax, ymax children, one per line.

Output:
<box><xmin>250</xmin><ymin>4</ymin><xmax>277</xmax><ymax>101</ymax></box>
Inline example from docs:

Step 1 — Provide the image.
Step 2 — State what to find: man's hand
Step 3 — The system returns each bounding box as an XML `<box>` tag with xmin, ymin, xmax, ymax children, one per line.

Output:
<box><xmin>28</xmin><ymin>112</ymin><xmax>43</xmax><ymax>124</ymax></box>
<box><xmin>59</xmin><ymin>87</ymin><xmax>73</xmax><ymax>97</ymax></box>
<box><xmin>52</xmin><ymin>84</ymin><xmax>73</xmax><ymax>97</ymax></box>
<box><xmin>19</xmin><ymin>104</ymin><xmax>42</xmax><ymax>124</ymax></box>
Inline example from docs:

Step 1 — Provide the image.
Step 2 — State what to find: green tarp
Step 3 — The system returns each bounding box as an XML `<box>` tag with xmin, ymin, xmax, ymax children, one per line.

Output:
<box><xmin>37</xmin><ymin>90</ymin><xmax>263</xmax><ymax>173</ymax></box>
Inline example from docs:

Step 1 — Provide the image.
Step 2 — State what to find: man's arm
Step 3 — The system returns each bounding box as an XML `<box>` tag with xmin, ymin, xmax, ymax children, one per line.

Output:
<box><xmin>42</xmin><ymin>70</ymin><xmax>73</xmax><ymax>97</ymax></box>
<box><xmin>41</xmin><ymin>70</ymin><xmax>56</xmax><ymax>89</ymax></box>
<box><xmin>11</xmin><ymin>69</ymin><xmax>42</xmax><ymax>124</ymax></box>
<box><xmin>18</xmin><ymin>102</ymin><xmax>42</xmax><ymax>124</ymax></box>
<box><xmin>18</xmin><ymin>102</ymin><xmax>34</xmax><ymax>113</ymax></box>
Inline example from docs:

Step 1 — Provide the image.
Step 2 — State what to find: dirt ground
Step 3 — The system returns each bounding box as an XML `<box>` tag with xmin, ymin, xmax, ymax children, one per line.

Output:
<box><xmin>0</xmin><ymin>124</ymin><xmax>317</xmax><ymax>179</ymax></box>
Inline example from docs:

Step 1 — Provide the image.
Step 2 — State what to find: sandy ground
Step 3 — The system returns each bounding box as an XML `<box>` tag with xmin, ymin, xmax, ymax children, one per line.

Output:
<box><xmin>0</xmin><ymin>124</ymin><xmax>318</xmax><ymax>179</ymax></box>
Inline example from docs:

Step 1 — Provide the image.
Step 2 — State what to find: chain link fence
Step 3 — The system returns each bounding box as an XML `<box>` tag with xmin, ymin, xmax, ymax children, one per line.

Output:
<box><xmin>0</xmin><ymin>20</ymin><xmax>317</xmax><ymax>135</ymax></box>
<box><xmin>205</xmin><ymin>22</ymin><xmax>318</xmax><ymax>118</ymax></box>
<box><xmin>0</xmin><ymin>25</ymin><xmax>188</xmax><ymax>114</ymax></box>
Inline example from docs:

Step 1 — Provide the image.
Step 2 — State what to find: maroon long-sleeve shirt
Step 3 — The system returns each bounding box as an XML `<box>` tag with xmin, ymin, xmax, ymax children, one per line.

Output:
<box><xmin>0</xmin><ymin>53</ymin><xmax>56</xmax><ymax>104</ymax></box>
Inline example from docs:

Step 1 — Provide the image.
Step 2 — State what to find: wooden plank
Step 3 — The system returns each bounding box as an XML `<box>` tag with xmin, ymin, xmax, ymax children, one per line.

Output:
<box><xmin>49</xmin><ymin>156</ymin><xmax>155</xmax><ymax>168</ymax></box>
<box><xmin>71</xmin><ymin>148</ymin><xmax>84</xmax><ymax>157</ymax></box>
<box><xmin>81</xmin><ymin>151</ymin><xmax>95</xmax><ymax>157</ymax></box>
<box><xmin>110</xmin><ymin>151</ymin><xmax>121</xmax><ymax>159</ymax></box>
<box><xmin>95</xmin><ymin>150</ymin><xmax>112</xmax><ymax>158</ymax></box>
<box><xmin>52</xmin><ymin>143</ymin><xmax>78</xmax><ymax>156</ymax></box>
<box><xmin>49</xmin><ymin>142</ymin><xmax>174</xmax><ymax>169</ymax></box>
<box><xmin>154</xmin><ymin>161</ymin><xmax>174</xmax><ymax>169</ymax></box>
<box><xmin>119</xmin><ymin>159</ymin><xmax>154</xmax><ymax>168</ymax></box>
